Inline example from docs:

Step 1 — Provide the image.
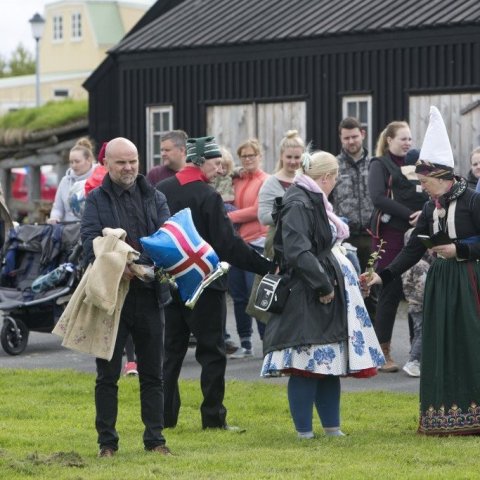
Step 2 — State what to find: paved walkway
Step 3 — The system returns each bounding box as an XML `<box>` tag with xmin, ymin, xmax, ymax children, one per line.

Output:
<box><xmin>0</xmin><ymin>298</ymin><xmax>418</xmax><ymax>394</ymax></box>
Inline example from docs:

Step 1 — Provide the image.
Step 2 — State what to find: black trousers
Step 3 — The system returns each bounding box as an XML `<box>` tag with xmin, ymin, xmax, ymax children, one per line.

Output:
<box><xmin>373</xmin><ymin>275</ymin><xmax>404</xmax><ymax>344</ymax></box>
<box><xmin>95</xmin><ymin>286</ymin><xmax>166</xmax><ymax>450</ymax></box>
<box><xmin>163</xmin><ymin>288</ymin><xmax>227</xmax><ymax>429</ymax></box>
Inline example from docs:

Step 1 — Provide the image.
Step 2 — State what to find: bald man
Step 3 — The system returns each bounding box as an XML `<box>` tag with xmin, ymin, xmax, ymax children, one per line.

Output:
<box><xmin>81</xmin><ymin>137</ymin><xmax>172</xmax><ymax>457</ymax></box>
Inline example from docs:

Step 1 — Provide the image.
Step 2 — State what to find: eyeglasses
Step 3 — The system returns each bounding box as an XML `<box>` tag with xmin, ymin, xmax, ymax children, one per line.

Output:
<box><xmin>240</xmin><ymin>154</ymin><xmax>257</xmax><ymax>160</ymax></box>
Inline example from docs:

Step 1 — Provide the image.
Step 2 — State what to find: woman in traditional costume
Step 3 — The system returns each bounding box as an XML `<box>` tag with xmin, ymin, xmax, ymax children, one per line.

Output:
<box><xmin>365</xmin><ymin>106</ymin><xmax>480</xmax><ymax>435</ymax></box>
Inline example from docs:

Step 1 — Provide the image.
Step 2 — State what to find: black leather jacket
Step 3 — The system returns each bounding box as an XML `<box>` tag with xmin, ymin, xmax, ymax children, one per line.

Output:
<box><xmin>81</xmin><ymin>173</ymin><xmax>172</xmax><ymax>304</ymax></box>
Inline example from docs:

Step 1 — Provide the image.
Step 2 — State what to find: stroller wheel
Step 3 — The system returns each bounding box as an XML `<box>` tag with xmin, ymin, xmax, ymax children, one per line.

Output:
<box><xmin>1</xmin><ymin>317</ymin><xmax>29</xmax><ymax>355</ymax></box>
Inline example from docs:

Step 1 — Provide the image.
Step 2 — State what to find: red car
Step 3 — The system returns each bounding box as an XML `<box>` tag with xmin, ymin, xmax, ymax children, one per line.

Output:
<box><xmin>11</xmin><ymin>168</ymin><xmax>58</xmax><ymax>203</ymax></box>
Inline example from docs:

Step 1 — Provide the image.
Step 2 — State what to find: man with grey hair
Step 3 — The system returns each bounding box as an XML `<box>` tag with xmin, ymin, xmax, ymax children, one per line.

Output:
<box><xmin>147</xmin><ymin>129</ymin><xmax>188</xmax><ymax>186</ymax></box>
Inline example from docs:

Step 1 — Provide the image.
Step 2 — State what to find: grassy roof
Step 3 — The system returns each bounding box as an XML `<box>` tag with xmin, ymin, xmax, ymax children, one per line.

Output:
<box><xmin>0</xmin><ymin>99</ymin><xmax>88</xmax><ymax>132</ymax></box>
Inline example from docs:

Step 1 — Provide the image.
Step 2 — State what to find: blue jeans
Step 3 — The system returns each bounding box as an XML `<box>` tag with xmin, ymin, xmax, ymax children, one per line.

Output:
<box><xmin>287</xmin><ymin>375</ymin><xmax>341</xmax><ymax>433</ymax></box>
<box><xmin>227</xmin><ymin>245</ymin><xmax>265</xmax><ymax>346</ymax></box>
<box><xmin>409</xmin><ymin>311</ymin><xmax>422</xmax><ymax>362</ymax></box>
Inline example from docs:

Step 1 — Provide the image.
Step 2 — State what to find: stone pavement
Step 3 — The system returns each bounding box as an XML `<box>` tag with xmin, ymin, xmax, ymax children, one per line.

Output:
<box><xmin>0</xmin><ymin>297</ymin><xmax>418</xmax><ymax>394</ymax></box>
<box><xmin>223</xmin><ymin>298</ymin><xmax>418</xmax><ymax>393</ymax></box>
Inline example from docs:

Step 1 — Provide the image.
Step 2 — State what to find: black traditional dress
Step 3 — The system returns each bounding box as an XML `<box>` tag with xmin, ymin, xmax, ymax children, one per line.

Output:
<box><xmin>380</xmin><ymin>178</ymin><xmax>480</xmax><ymax>435</ymax></box>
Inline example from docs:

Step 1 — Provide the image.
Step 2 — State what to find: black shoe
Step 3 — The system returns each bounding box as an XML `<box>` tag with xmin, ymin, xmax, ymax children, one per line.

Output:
<box><xmin>224</xmin><ymin>339</ymin><xmax>239</xmax><ymax>354</ymax></box>
<box><xmin>146</xmin><ymin>445</ymin><xmax>173</xmax><ymax>456</ymax></box>
<box><xmin>98</xmin><ymin>447</ymin><xmax>116</xmax><ymax>458</ymax></box>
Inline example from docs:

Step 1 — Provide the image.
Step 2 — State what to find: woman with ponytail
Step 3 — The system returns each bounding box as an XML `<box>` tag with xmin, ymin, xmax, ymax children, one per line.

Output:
<box><xmin>48</xmin><ymin>137</ymin><xmax>95</xmax><ymax>223</ymax></box>
<box><xmin>368</xmin><ymin>122</ymin><xmax>428</xmax><ymax>372</ymax></box>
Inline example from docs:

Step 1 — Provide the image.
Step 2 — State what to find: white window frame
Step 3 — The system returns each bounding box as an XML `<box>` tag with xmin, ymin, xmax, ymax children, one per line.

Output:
<box><xmin>342</xmin><ymin>95</ymin><xmax>372</xmax><ymax>155</ymax></box>
<box><xmin>146</xmin><ymin>105</ymin><xmax>174</xmax><ymax>172</ymax></box>
<box><xmin>71</xmin><ymin>12</ymin><xmax>82</xmax><ymax>40</ymax></box>
<box><xmin>53</xmin><ymin>88</ymin><xmax>70</xmax><ymax>98</ymax></box>
<box><xmin>53</xmin><ymin>15</ymin><xmax>63</xmax><ymax>41</ymax></box>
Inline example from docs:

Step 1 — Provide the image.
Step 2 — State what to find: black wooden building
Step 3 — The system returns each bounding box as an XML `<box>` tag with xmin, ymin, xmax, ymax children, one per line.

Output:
<box><xmin>84</xmin><ymin>0</ymin><xmax>480</xmax><ymax>174</ymax></box>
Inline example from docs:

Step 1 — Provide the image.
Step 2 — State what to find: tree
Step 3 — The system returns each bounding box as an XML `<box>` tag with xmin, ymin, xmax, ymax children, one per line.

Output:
<box><xmin>0</xmin><ymin>54</ymin><xmax>7</xmax><ymax>78</ymax></box>
<box><xmin>8</xmin><ymin>43</ymin><xmax>35</xmax><ymax>76</ymax></box>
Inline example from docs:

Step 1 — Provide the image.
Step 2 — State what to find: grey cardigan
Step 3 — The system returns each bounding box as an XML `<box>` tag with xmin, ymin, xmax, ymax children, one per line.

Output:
<box><xmin>258</xmin><ymin>175</ymin><xmax>289</xmax><ymax>226</ymax></box>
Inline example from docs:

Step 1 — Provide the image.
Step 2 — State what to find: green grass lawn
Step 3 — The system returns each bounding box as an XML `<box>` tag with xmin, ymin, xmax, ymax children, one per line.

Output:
<box><xmin>0</xmin><ymin>369</ymin><xmax>479</xmax><ymax>479</ymax></box>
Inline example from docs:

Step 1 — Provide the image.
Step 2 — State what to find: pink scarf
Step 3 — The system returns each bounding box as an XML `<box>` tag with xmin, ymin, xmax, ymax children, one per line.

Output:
<box><xmin>294</xmin><ymin>173</ymin><xmax>350</xmax><ymax>241</ymax></box>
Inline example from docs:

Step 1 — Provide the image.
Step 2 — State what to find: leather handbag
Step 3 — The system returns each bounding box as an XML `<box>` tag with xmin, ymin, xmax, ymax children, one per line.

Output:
<box><xmin>254</xmin><ymin>273</ymin><xmax>290</xmax><ymax>314</ymax></box>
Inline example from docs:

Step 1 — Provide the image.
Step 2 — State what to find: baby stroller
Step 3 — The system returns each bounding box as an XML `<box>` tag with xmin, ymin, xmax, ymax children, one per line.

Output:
<box><xmin>0</xmin><ymin>222</ymin><xmax>82</xmax><ymax>355</ymax></box>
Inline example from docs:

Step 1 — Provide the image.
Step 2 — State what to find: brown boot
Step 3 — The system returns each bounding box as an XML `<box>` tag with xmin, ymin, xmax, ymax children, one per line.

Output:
<box><xmin>379</xmin><ymin>342</ymin><xmax>399</xmax><ymax>372</ymax></box>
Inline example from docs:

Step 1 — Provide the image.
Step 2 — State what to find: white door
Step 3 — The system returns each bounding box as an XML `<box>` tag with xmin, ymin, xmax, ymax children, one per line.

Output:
<box><xmin>207</xmin><ymin>101</ymin><xmax>307</xmax><ymax>173</ymax></box>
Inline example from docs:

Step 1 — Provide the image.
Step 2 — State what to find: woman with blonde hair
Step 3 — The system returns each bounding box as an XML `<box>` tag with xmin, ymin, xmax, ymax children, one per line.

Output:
<box><xmin>227</xmin><ymin>138</ymin><xmax>269</xmax><ymax>357</ymax></box>
<box><xmin>367</xmin><ymin>121</ymin><xmax>428</xmax><ymax>372</ymax></box>
<box><xmin>245</xmin><ymin>130</ymin><xmax>305</xmax><ymax>324</ymax></box>
<box><xmin>261</xmin><ymin>150</ymin><xmax>384</xmax><ymax>439</ymax></box>
<box><xmin>258</xmin><ymin>130</ymin><xmax>305</xmax><ymax>226</ymax></box>
<box><xmin>213</xmin><ymin>146</ymin><xmax>236</xmax><ymax>207</ymax></box>
<box><xmin>48</xmin><ymin>137</ymin><xmax>95</xmax><ymax>223</ymax></box>
<box><xmin>213</xmin><ymin>146</ymin><xmax>240</xmax><ymax>354</ymax></box>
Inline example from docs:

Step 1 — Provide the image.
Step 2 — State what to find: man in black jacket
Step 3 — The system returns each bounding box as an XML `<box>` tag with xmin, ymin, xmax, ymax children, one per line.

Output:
<box><xmin>81</xmin><ymin>137</ymin><xmax>172</xmax><ymax>457</ymax></box>
<box><xmin>157</xmin><ymin>136</ymin><xmax>273</xmax><ymax>430</ymax></box>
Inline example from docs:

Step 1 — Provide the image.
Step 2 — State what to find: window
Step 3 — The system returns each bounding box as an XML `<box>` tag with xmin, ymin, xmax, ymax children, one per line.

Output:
<box><xmin>146</xmin><ymin>106</ymin><xmax>174</xmax><ymax>171</ymax></box>
<box><xmin>53</xmin><ymin>15</ymin><xmax>63</xmax><ymax>41</ymax></box>
<box><xmin>53</xmin><ymin>89</ymin><xmax>69</xmax><ymax>98</ymax></box>
<box><xmin>342</xmin><ymin>96</ymin><xmax>372</xmax><ymax>155</ymax></box>
<box><xmin>71</xmin><ymin>13</ymin><xmax>82</xmax><ymax>39</ymax></box>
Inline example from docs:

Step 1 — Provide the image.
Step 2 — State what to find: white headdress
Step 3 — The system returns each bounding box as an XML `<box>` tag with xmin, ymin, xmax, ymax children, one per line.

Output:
<box><xmin>419</xmin><ymin>106</ymin><xmax>454</xmax><ymax>168</ymax></box>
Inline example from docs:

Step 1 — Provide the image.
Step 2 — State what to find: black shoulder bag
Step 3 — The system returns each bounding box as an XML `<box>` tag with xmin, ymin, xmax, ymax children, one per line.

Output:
<box><xmin>254</xmin><ymin>196</ymin><xmax>291</xmax><ymax>314</ymax></box>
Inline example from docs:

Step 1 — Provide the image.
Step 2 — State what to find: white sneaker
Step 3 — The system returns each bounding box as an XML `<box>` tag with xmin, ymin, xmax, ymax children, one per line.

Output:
<box><xmin>297</xmin><ymin>431</ymin><xmax>314</xmax><ymax>439</ymax></box>
<box><xmin>403</xmin><ymin>360</ymin><xmax>420</xmax><ymax>377</ymax></box>
<box><xmin>229</xmin><ymin>347</ymin><xmax>253</xmax><ymax>359</ymax></box>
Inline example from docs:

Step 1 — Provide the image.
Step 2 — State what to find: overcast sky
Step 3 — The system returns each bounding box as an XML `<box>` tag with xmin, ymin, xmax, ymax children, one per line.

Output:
<box><xmin>0</xmin><ymin>0</ymin><xmax>155</xmax><ymax>59</ymax></box>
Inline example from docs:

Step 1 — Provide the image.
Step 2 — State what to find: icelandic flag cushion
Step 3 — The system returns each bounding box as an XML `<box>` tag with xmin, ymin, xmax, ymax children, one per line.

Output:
<box><xmin>140</xmin><ymin>208</ymin><xmax>220</xmax><ymax>301</ymax></box>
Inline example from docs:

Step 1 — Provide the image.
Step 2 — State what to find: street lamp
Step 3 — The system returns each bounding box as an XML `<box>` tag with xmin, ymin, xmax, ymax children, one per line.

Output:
<box><xmin>29</xmin><ymin>13</ymin><xmax>45</xmax><ymax>107</ymax></box>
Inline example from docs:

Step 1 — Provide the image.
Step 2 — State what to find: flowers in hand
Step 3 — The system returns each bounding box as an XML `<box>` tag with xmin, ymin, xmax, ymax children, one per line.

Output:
<box><xmin>359</xmin><ymin>239</ymin><xmax>386</xmax><ymax>295</ymax></box>
<box><xmin>154</xmin><ymin>267</ymin><xmax>177</xmax><ymax>289</ymax></box>
<box><xmin>366</xmin><ymin>239</ymin><xmax>386</xmax><ymax>277</ymax></box>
